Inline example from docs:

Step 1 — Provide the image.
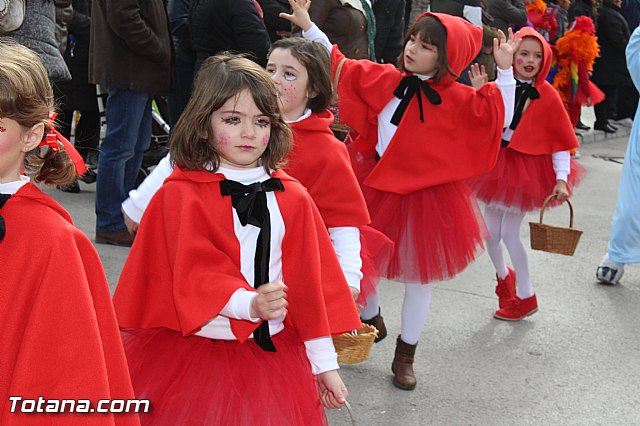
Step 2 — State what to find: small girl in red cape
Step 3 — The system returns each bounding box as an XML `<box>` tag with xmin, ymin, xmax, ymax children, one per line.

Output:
<box><xmin>121</xmin><ymin>37</ymin><xmax>393</xmax><ymax>328</ymax></box>
<box><xmin>113</xmin><ymin>54</ymin><xmax>361</xmax><ymax>425</ymax></box>
<box><xmin>282</xmin><ymin>0</ymin><xmax>520</xmax><ymax>390</ymax></box>
<box><xmin>469</xmin><ymin>28</ymin><xmax>586</xmax><ymax>320</ymax></box>
<box><xmin>0</xmin><ymin>41</ymin><xmax>137</xmax><ymax>425</ymax></box>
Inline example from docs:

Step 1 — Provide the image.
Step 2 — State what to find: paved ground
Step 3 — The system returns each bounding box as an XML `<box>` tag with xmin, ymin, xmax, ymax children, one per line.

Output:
<box><xmin>44</xmin><ymin>107</ymin><xmax>640</xmax><ymax>425</ymax></box>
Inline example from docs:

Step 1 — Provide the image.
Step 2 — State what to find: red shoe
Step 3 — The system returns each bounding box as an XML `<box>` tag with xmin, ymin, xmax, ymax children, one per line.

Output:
<box><xmin>495</xmin><ymin>267</ymin><xmax>516</xmax><ymax>309</ymax></box>
<box><xmin>494</xmin><ymin>294</ymin><xmax>538</xmax><ymax>321</ymax></box>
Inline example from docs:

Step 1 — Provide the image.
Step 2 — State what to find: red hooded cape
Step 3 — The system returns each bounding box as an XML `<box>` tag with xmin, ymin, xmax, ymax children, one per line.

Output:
<box><xmin>113</xmin><ymin>167</ymin><xmax>361</xmax><ymax>343</ymax></box>
<box><xmin>333</xmin><ymin>12</ymin><xmax>505</xmax><ymax>195</ymax></box>
<box><xmin>0</xmin><ymin>183</ymin><xmax>138</xmax><ymax>425</ymax></box>
<box><xmin>507</xmin><ymin>27</ymin><xmax>579</xmax><ymax>155</ymax></box>
<box><xmin>286</xmin><ymin>110</ymin><xmax>370</xmax><ymax>228</ymax></box>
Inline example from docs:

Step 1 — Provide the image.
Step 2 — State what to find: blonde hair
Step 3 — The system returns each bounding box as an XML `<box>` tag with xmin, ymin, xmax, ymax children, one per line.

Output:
<box><xmin>170</xmin><ymin>53</ymin><xmax>292</xmax><ymax>172</ymax></box>
<box><xmin>0</xmin><ymin>39</ymin><xmax>75</xmax><ymax>185</ymax></box>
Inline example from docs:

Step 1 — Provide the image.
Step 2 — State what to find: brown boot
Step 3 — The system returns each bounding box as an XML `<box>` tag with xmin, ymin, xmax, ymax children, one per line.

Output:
<box><xmin>391</xmin><ymin>336</ymin><xmax>417</xmax><ymax>390</ymax></box>
<box><xmin>361</xmin><ymin>308</ymin><xmax>387</xmax><ymax>343</ymax></box>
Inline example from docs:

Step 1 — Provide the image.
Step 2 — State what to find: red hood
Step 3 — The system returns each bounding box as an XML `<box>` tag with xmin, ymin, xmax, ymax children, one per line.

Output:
<box><xmin>13</xmin><ymin>183</ymin><xmax>73</xmax><ymax>225</ymax></box>
<box><xmin>415</xmin><ymin>12</ymin><xmax>483</xmax><ymax>85</ymax></box>
<box><xmin>514</xmin><ymin>27</ymin><xmax>552</xmax><ymax>85</ymax></box>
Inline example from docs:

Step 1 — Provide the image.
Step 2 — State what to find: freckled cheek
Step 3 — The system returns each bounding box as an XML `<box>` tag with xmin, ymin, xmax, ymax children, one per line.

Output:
<box><xmin>280</xmin><ymin>84</ymin><xmax>299</xmax><ymax>103</ymax></box>
<box><xmin>216</xmin><ymin>132</ymin><xmax>233</xmax><ymax>148</ymax></box>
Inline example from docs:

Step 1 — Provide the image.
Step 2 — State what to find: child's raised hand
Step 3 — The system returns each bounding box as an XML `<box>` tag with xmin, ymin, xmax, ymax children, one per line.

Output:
<box><xmin>280</xmin><ymin>0</ymin><xmax>313</xmax><ymax>32</ymax></box>
<box><xmin>552</xmin><ymin>180</ymin><xmax>570</xmax><ymax>201</ymax></box>
<box><xmin>316</xmin><ymin>370</ymin><xmax>348</xmax><ymax>409</ymax></box>
<box><xmin>250</xmin><ymin>279</ymin><xmax>288</xmax><ymax>320</ymax></box>
<box><xmin>468</xmin><ymin>63</ymin><xmax>488</xmax><ymax>89</ymax></box>
<box><xmin>493</xmin><ymin>28</ymin><xmax>521</xmax><ymax>70</ymax></box>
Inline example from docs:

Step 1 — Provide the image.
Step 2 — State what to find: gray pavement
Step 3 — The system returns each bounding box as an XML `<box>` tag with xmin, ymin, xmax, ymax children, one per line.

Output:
<box><xmin>44</xmin><ymin>108</ymin><xmax>640</xmax><ymax>425</ymax></box>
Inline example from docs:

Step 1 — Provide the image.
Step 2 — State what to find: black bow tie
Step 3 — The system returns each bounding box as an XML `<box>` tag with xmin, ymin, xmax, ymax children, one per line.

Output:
<box><xmin>504</xmin><ymin>81</ymin><xmax>541</xmax><ymax>141</ymax></box>
<box><xmin>219</xmin><ymin>178</ymin><xmax>284</xmax><ymax>352</ymax></box>
<box><xmin>0</xmin><ymin>193</ymin><xmax>11</xmax><ymax>241</ymax></box>
<box><xmin>391</xmin><ymin>75</ymin><xmax>442</xmax><ymax>126</ymax></box>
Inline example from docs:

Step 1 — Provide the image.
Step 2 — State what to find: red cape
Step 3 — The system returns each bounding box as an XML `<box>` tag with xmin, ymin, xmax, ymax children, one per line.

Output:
<box><xmin>333</xmin><ymin>13</ymin><xmax>505</xmax><ymax>194</ymax></box>
<box><xmin>113</xmin><ymin>168</ymin><xmax>361</xmax><ymax>343</ymax></box>
<box><xmin>0</xmin><ymin>183</ymin><xmax>138</xmax><ymax>425</ymax></box>
<box><xmin>508</xmin><ymin>28</ymin><xmax>579</xmax><ymax>155</ymax></box>
<box><xmin>286</xmin><ymin>110</ymin><xmax>370</xmax><ymax>228</ymax></box>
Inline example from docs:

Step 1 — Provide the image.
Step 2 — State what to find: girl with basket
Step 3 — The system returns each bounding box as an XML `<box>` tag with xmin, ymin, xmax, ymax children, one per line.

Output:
<box><xmin>282</xmin><ymin>0</ymin><xmax>519</xmax><ymax>390</ymax></box>
<box><xmin>469</xmin><ymin>28</ymin><xmax>585</xmax><ymax>321</ymax></box>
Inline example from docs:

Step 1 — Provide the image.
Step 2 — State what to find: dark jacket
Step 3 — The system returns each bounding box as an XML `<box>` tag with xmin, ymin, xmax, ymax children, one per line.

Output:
<box><xmin>374</xmin><ymin>0</ymin><xmax>405</xmax><ymax>64</ymax></box>
<box><xmin>486</xmin><ymin>0</ymin><xmax>527</xmax><ymax>35</ymax></box>
<box><xmin>189</xmin><ymin>0</ymin><xmax>271</xmax><ymax>68</ymax></box>
<box><xmin>592</xmin><ymin>3</ymin><xmax>631</xmax><ymax>86</ymax></box>
<box><xmin>568</xmin><ymin>0</ymin><xmax>595</xmax><ymax>22</ymax></box>
<box><xmin>257</xmin><ymin>0</ymin><xmax>291</xmax><ymax>42</ymax></box>
<box><xmin>89</xmin><ymin>0</ymin><xmax>173</xmax><ymax>95</ymax></box>
<box><xmin>9</xmin><ymin>0</ymin><xmax>71</xmax><ymax>82</ymax></box>
<box><xmin>304</xmin><ymin>0</ymin><xmax>369</xmax><ymax>59</ymax></box>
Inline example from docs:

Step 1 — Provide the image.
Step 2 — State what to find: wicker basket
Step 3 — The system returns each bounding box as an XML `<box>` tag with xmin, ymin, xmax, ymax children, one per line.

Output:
<box><xmin>529</xmin><ymin>194</ymin><xmax>583</xmax><ymax>256</ymax></box>
<box><xmin>329</xmin><ymin>57</ymin><xmax>352</xmax><ymax>134</ymax></box>
<box><xmin>332</xmin><ymin>324</ymin><xmax>379</xmax><ymax>364</ymax></box>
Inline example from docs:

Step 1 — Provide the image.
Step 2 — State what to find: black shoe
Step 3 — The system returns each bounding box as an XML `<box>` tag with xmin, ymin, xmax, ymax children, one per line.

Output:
<box><xmin>58</xmin><ymin>180</ymin><xmax>80</xmax><ymax>193</ymax></box>
<box><xmin>594</xmin><ymin>123</ymin><xmax>617</xmax><ymax>134</ymax></box>
<box><xmin>79</xmin><ymin>169</ymin><xmax>97</xmax><ymax>184</ymax></box>
<box><xmin>575</xmin><ymin>120</ymin><xmax>590</xmax><ymax>131</ymax></box>
<box><xmin>95</xmin><ymin>228</ymin><xmax>135</xmax><ymax>247</ymax></box>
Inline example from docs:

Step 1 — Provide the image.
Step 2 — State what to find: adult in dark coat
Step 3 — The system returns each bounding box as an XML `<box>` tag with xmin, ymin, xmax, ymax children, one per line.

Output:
<box><xmin>189</xmin><ymin>0</ymin><xmax>271</xmax><ymax>69</ymax></box>
<box><xmin>617</xmin><ymin>0</ymin><xmax>640</xmax><ymax>120</ymax></box>
<box><xmin>486</xmin><ymin>0</ymin><xmax>527</xmax><ymax>36</ymax></box>
<box><xmin>89</xmin><ymin>0</ymin><xmax>173</xmax><ymax>246</ymax></box>
<box><xmin>56</xmin><ymin>0</ymin><xmax>100</xmax><ymax>183</ymax></box>
<box><xmin>257</xmin><ymin>0</ymin><xmax>292</xmax><ymax>42</ymax></box>
<box><xmin>373</xmin><ymin>0</ymin><xmax>405</xmax><ymax>64</ymax></box>
<box><xmin>592</xmin><ymin>0</ymin><xmax>631</xmax><ymax>132</ymax></box>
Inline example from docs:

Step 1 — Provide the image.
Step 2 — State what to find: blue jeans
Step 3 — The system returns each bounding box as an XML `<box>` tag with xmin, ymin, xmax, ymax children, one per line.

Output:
<box><xmin>96</xmin><ymin>88</ymin><xmax>152</xmax><ymax>232</ymax></box>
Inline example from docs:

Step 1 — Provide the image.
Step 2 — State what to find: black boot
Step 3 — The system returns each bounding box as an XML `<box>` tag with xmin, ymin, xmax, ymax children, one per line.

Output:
<box><xmin>391</xmin><ymin>336</ymin><xmax>417</xmax><ymax>390</ymax></box>
<box><xmin>361</xmin><ymin>308</ymin><xmax>387</xmax><ymax>343</ymax></box>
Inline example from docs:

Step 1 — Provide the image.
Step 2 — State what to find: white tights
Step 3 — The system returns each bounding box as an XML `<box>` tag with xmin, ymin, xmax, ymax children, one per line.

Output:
<box><xmin>483</xmin><ymin>205</ymin><xmax>534</xmax><ymax>299</ymax></box>
<box><xmin>361</xmin><ymin>282</ymin><xmax>433</xmax><ymax>345</ymax></box>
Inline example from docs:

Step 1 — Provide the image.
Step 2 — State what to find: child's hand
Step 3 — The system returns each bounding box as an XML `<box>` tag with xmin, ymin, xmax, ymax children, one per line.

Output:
<box><xmin>552</xmin><ymin>180</ymin><xmax>570</xmax><ymax>201</ymax></box>
<box><xmin>280</xmin><ymin>0</ymin><xmax>313</xmax><ymax>32</ymax></box>
<box><xmin>122</xmin><ymin>208</ymin><xmax>139</xmax><ymax>235</ymax></box>
<box><xmin>250</xmin><ymin>280</ymin><xmax>288</xmax><ymax>320</ymax></box>
<box><xmin>349</xmin><ymin>286</ymin><xmax>359</xmax><ymax>301</ymax></box>
<box><xmin>316</xmin><ymin>370</ymin><xmax>348</xmax><ymax>409</ymax></box>
<box><xmin>493</xmin><ymin>28</ymin><xmax>521</xmax><ymax>70</ymax></box>
<box><xmin>468</xmin><ymin>63</ymin><xmax>488</xmax><ymax>89</ymax></box>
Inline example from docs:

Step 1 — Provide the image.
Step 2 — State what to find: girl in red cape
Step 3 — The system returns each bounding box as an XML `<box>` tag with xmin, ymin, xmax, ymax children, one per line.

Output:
<box><xmin>282</xmin><ymin>0</ymin><xmax>520</xmax><ymax>390</ymax></box>
<box><xmin>0</xmin><ymin>41</ymin><xmax>138</xmax><ymax>425</ymax></box>
<box><xmin>121</xmin><ymin>38</ymin><xmax>393</xmax><ymax>328</ymax></box>
<box><xmin>469</xmin><ymin>28</ymin><xmax>586</xmax><ymax>320</ymax></box>
<box><xmin>113</xmin><ymin>54</ymin><xmax>361</xmax><ymax>425</ymax></box>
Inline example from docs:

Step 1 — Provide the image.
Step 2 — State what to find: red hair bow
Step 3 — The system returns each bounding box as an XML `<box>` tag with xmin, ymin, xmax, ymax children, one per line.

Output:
<box><xmin>38</xmin><ymin>111</ymin><xmax>88</xmax><ymax>176</ymax></box>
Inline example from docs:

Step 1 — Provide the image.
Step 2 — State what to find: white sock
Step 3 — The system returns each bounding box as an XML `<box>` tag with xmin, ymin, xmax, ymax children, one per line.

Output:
<box><xmin>360</xmin><ymin>293</ymin><xmax>381</xmax><ymax>320</ymax></box>
<box><xmin>400</xmin><ymin>282</ymin><xmax>433</xmax><ymax>345</ymax></box>
<box><xmin>484</xmin><ymin>205</ymin><xmax>509</xmax><ymax>279</ymax></box>
<box><xmin>501</xmin><ymin>210</ymin><xmax>534</xmax><ymax>299</ymax></box>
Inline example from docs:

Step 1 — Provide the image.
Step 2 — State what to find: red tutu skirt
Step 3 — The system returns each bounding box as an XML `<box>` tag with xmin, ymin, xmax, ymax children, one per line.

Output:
<box><xmin>356</xmin><ymin>225</ymin><xmax>394</xmax><ymax>309</ymax></box>
<box><xmin>350</xmin><ymin>150</ymin><xmax>486</xmax><ymax>284</ymax></box>
<box><xmin>122</xmin><ymin>327</ymin><xmax>327</xmax><ymax>426</ymax></box>
<box><xmin>469</xmin><ymin>147</ymin><xmax>586</xmax><ymax>212</ymax></box>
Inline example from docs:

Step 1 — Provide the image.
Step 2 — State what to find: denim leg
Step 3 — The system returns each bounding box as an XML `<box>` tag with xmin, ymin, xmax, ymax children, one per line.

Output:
<box><xmin>123</xmin><ymin>97</ymin><xmax>152</xmax><ymax>192</ymax></box>
<box><xmin>96</xmin><ymin>88</ymin><xmax>153</xmax><ymax>232</ymax></box>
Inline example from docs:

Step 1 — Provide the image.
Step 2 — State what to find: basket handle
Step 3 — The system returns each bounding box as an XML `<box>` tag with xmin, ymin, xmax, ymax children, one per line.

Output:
<box><xmin>539</xmin><ymin>194</ymin><xmax>575</xmax><ymax>228</ymax></box>
<box><xmin>332</xmin><ymin>57</ymin><xmax>348</xmax><ymax>104</ymax></box>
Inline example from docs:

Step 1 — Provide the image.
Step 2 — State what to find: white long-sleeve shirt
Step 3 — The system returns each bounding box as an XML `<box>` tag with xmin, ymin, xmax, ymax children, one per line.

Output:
<box><xmin>193</xmin><ymin>166</ymin><xmax>338</xmax><ymax>375</ymax></box>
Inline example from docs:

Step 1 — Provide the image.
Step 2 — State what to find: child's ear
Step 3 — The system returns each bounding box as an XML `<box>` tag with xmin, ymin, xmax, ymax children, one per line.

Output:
<box><xmin>307</xmin><ymin>85</ymin><xmax>319</xmax><ymax>100</ymax></box>
<box><xmin>22</xmin><ymin>123</ymin><xmax>45</xmax><ymax>152</ymax></box>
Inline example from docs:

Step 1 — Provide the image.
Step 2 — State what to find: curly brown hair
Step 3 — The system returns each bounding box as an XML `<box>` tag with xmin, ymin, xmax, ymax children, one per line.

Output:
<box><xmin>0</xmin><ymin>39</ymin><xmax>75</xmax><ymax>185</ymax></box>
<box><xmin>170</xmin><ymin>53</ymin><xmax>292</xmax><ymax>172</ymax></box>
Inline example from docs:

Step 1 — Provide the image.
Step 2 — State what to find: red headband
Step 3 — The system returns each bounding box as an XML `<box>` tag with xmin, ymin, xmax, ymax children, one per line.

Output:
<box><xmin>39</xmin><ymin>112</ymin><xmax>88</xmax><ymax>176</ymax></box>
